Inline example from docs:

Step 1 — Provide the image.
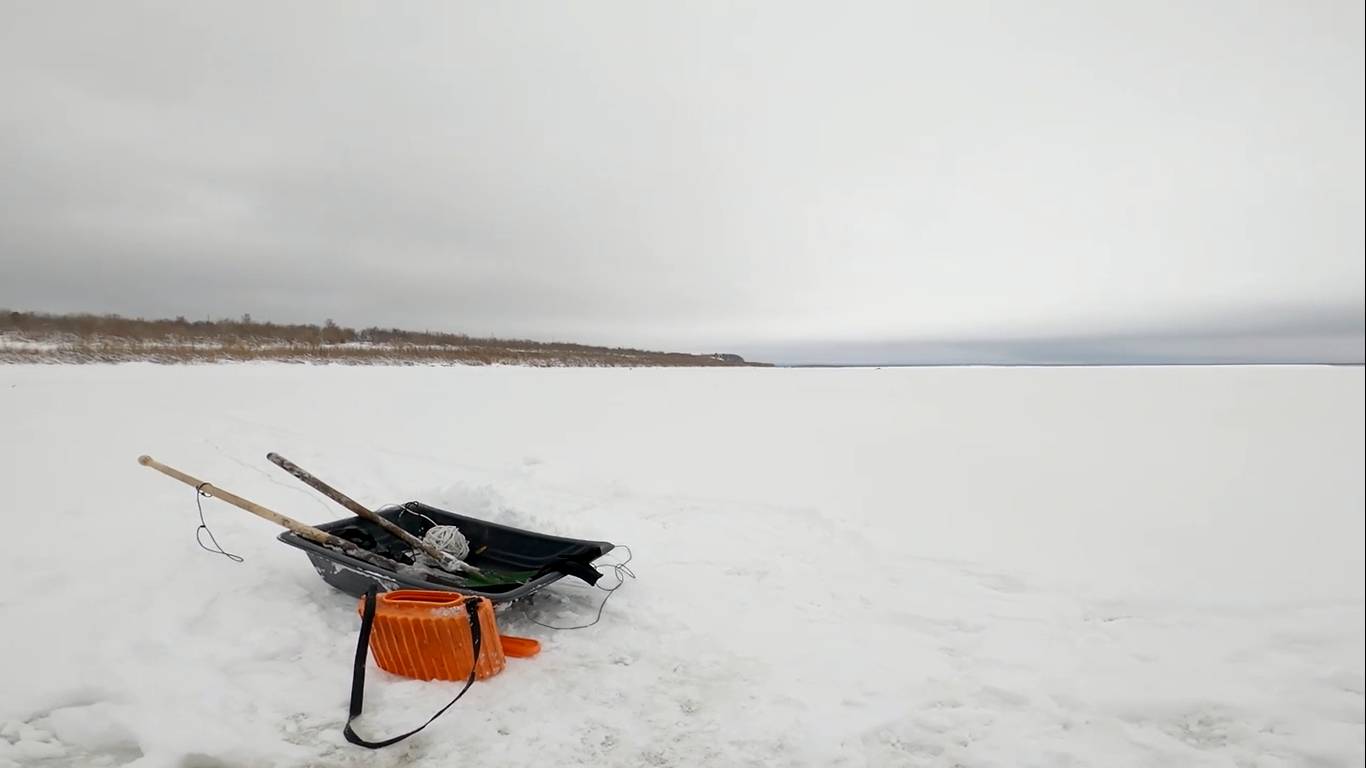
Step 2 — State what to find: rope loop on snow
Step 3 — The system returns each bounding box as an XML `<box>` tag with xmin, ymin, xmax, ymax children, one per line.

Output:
<box><xmin>194</xmin><ymin>482</ymin><xmax>244</xmax><ymax>563</ymax></box>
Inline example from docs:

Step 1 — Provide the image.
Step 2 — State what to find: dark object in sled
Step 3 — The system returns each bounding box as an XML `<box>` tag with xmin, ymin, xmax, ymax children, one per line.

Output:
<box><xmin>279</xmin><ymin>502</ymin><xmax>614</xmax><ymax>604</ymax></box>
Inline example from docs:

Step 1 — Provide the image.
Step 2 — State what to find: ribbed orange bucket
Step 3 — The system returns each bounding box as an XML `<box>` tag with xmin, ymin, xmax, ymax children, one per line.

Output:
<box><xmin>357</xmin><ymin>590</ymin><xmax>538</xmax><ymax>682</ymax></box>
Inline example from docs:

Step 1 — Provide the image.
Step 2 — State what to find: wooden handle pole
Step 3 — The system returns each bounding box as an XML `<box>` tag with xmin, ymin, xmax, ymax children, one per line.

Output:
<box><xmin>265</xmin><ymin>452</ymin><xmax>477</xmax><ymax>574</ymax></box>
<box><xmin>267</xmin><ymin>450</ymin><xmax>480</xmax><ymax>571</ymax></box>
<box><xmin>137</xmin><ymin>454</ymin><xmax>458</xmax><ymax>583</ymax></box>
<box><xmin>140</xmin><ymin>454</ymin><xmax>333</xmax><ymax>543</ymax></box>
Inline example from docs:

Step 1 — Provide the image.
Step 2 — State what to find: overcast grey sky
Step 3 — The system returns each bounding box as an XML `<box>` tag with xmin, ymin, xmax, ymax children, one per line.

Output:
<box><xmin>1</xmin><ymin>1</ymin><xmax>1362</xmax><ymax>363</ymax></box>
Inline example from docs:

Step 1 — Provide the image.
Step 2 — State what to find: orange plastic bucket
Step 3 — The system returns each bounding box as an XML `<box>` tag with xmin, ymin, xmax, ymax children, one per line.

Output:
<box><xmin>357</xmin><ymin>589</ymin><xmax>540</xmax><ymax>682</ymax></box>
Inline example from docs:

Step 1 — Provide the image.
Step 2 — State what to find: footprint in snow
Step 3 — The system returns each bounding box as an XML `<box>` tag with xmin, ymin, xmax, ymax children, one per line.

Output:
<box><xmin>1</xmin><ymin>702</ymin><xmax>142</xmax><ymax>768</ymax></box>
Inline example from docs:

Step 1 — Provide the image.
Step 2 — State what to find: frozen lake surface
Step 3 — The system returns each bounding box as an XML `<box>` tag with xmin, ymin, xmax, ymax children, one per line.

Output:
<box><xmin>1</xmin><ymin>363</ymin><xmax>1361</xmax><ymax>767</ymax></box>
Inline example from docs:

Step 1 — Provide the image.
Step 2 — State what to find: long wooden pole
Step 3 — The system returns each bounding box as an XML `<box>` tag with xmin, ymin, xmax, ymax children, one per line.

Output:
<box><xmin>137</xmin><ymin>454</ymin><xmax>468</xmax><ymax>586</ymax></box>
<box><xmin>266</xmin><ymin>452</ymin><xmax>479</xmax><ymax>574</ymax></box>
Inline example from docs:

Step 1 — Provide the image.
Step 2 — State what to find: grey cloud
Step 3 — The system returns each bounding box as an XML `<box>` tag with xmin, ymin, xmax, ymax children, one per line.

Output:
<box><xmin>1</xmin><ymin>1</ymin><xmax>1362</xmax><ymax>359</ymax></box>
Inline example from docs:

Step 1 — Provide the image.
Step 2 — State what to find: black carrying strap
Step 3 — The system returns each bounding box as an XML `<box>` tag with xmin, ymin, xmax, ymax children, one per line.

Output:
<box><xmin>343</xmin><ymin>585</ymin><xmax>484</xmax><ymax>749</ymax></box>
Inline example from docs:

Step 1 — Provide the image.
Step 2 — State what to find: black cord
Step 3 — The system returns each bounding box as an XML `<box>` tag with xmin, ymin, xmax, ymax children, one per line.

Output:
<box><xmin>194</xmin><ymin>482</ymin><xmax>244</xmax><ymax>563</ymax></box>
<box><xmin>527</xmin><ymin>545</ymin><xmax>633</xmax><ymax>631</ymax></box>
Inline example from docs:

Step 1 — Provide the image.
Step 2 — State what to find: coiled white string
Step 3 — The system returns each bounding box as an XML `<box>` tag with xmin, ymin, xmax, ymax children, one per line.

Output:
<box><xmin>421</xmin><ymin>524</ymin><xmax>471</xmax><ymax>562</ymax></box>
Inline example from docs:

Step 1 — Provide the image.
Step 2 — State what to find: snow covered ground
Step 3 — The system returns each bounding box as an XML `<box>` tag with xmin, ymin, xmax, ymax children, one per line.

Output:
<box><xmin>1</xmin><ymin>363</ymin><xmax>1361</xmax><ymax>767</ymax></box>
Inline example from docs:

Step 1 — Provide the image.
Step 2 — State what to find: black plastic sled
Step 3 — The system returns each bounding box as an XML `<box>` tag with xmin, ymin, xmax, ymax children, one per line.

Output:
<box><xmin>278</xmin><ymin>502</ymin><xmax>614</xmax><ymax>604</ymax></box>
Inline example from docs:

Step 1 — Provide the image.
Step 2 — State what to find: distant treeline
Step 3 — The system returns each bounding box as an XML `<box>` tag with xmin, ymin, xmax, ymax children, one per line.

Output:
<box><xmin>0</xmin><ymin>310</ymin><xmax>758</xmax><ymax>367</ymax></box>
